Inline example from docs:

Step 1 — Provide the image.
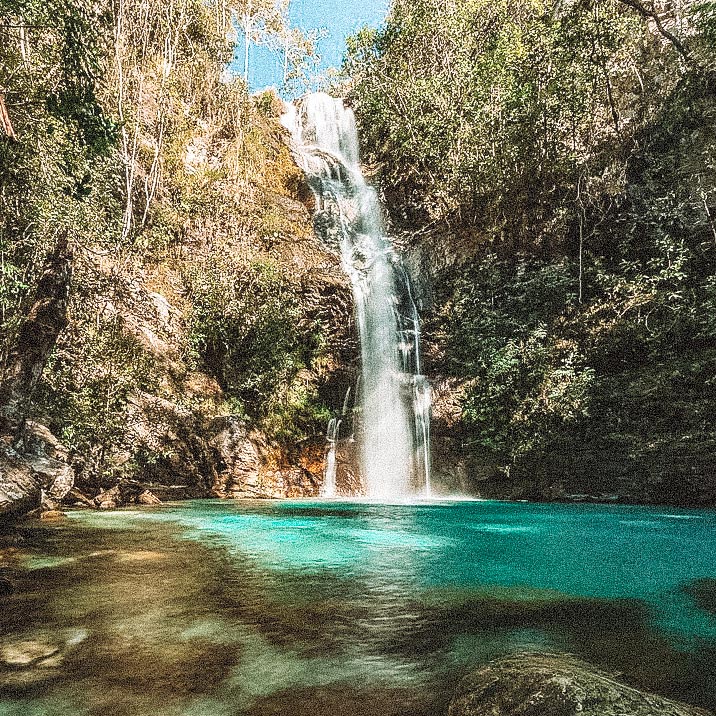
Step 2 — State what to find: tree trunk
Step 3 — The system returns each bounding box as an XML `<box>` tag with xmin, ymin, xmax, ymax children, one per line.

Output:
<box><xmin>243</xmin><ymin>1</ymin><xmax>253</xmax><ymax>84</ymax></box>
<box><xmin>0</xmin><ymin>235</ymin><xmax>73</xmax><ymax>437</ymax></box>
<box><xmin>0</xmin><ymin>93</ymin><xmax>16</xmax><ymax>140</ymax></box>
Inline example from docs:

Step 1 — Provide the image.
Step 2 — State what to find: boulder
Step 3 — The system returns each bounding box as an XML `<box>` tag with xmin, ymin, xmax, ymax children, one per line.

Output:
<box><xmin>0</xmin><ymin>421</ymin><xmax>75</xmax><ymax>518</ymax></box>
<box><xmin>85</xmin><ymin>482</ymin><xmax>164</xmax><ymax>509</ymax></box>
<box><xmin>0</xmin><ymin>456</ymin><xmax>42</xmax><ymax>518</ymax></box>
<box><xmin>449</xmin><ymin>653</ymin><xmax>712</xmax><ymax>716</ymax></box>
<box><xmin>137</xmin><ymin>489</ymin><xmax>162</xmax><ymax>505</ymax></box>
<box><xmin>66</xmin><ymin>487</ymin><xmax>95</xmax><ymax>507</ymax></box>
<box><xmin>20</xmin><ymin>421</ymin><xmax>69</xmax><ymax>461</ymax></box>
<box><xmin>94</xmin><ymin>485</ymin><xmax>121</xmax><ymax>510</ymax></box>
<box><xmin>125</xmin><ymin>483</ymin><xmax>188</xmax><ymax>501</ymax></box>
<box><xmin>27</xmin><ymin>455</ymin><xmax>74</xmax><ymax>509</ymax></box>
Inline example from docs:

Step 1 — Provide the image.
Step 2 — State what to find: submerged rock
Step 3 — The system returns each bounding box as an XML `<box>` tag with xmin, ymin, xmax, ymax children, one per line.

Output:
<box><xmin>449</xmin><ymin>653</ymin><xmax>712</xmax><ymax>716</ymax></box>
<box><xmin>683</xmin><ymin>578</ymin><xmax>716</xmax><ymax>616</ymax></box>
<box><xmin>0</xmin><ymin>628</ymin><xmax>88</xmax><ymax>689</ymax></box>
<box><xmin>39</xmin><ymin>509</ymin><xmax>67</xmax><ymax>521</ymax></box>
<box><xmin>0</xmin><ymin>563</ymin><xmax>15</xmax><ymax>595</ymax></box>
<box><xmin>0</xmin><ymin>575</ymin><xmax>13</xmax><ymax>595</ymax></box>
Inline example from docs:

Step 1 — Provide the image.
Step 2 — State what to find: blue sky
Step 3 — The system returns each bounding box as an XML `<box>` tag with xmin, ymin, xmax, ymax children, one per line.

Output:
<box><xmin>231</xmin><ymin>0</ymin><xmax>389</xmax><ymax>94</ymax></box>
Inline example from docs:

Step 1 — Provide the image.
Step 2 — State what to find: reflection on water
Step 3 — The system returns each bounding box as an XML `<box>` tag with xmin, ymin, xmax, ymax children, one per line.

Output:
<box><xmin>1</xmin><ymin>500</ymin><xmax>716</xmax><ymax>715</ymax></box>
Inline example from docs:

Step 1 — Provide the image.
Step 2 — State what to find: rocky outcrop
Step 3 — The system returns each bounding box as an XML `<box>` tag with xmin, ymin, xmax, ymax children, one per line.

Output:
<box><xmin>0</xmin><ymin>101</ymin><xmax>355</xmax><ymax>508</ymax></box>
<box><xmin>0</xmin><ymin>422</ymin><xmax>75</xmax><ymax>520</ymax></box>
<box><xmin>209</xmin><ymin>416</ymin><xmax>264</xmax><ymax>497</ymax></box>
<box><xmin>0</xmin><ymin>456</ymin><xmax>42</xmax><ymax>518</ymax></box>
<box><xmin>449</xmin><ymin>653</ymin><xmax>712</xmax><ymax>716</ymax></box>
<box><xmin>0</xmin><ymin>236</ymin><xmax>76</xmax><ymax>519</ymax></box>
<box><xmin>15</xmin><ymin>423</ymin><xmax>75</xmax><ymax>510</ymax></box>
<box><xmin>209</xmin><ymin>416</ymin><xmax>322</xmax><ymax>498</ymax></box>
<box><xmin>125</xmin><ymin>391</ymin><xmax>219</xmax><ymax>495</ymax></box>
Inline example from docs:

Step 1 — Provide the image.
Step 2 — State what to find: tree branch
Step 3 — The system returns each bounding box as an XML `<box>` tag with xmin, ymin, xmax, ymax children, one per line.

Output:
<box><xmin>0</xmin><ymin>93</ymin><xmax>16</xmax><ymax>139</ymax></box>
<box><xmin>617</xmin><ymin>0</ymin><xmax>692</xmax><ymax>64</ymax></box>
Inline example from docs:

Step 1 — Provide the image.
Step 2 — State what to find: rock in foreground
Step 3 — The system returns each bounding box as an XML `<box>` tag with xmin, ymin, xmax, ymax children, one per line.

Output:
<box><xmin>449</xmin><ymin>653</ymin><xmax>712</xmax><ymax>716</ymax></box>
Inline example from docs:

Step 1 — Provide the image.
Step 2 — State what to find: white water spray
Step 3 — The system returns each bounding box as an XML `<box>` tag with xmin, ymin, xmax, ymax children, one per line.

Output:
<box><xmin>282</xmin><ymin>93</ymin><xmax>431</xmax><ymax>499</ymax></box>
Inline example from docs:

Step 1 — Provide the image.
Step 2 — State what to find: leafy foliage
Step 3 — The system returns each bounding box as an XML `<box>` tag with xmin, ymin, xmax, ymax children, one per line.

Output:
<box><xmin>349</xmin><ymin>0</ymin><xmax>716</xmax><ymax>500</ymax></box>
<box><xmin>0</xmin><ymin>0</ymin><xmax>123</xmax><ymax>369</ymax></box>
<box><xmin>184</xmin><ymin>255</ymin><xmax>332</xmax><ymax>441</ymax></box>
<box><xmin>1</xmin><ymin>0</ymin><xmax>334</xmax><ymax>486</ymax></box>
<box><xmin>38</xmin><ymin>315</ymin><xmax>159</xmax><ymax>484</ymax></box>
<box><xmin>185</xmin><ymin>258</ymin><xmax>299</xmax><ymax>404</ymax></box>
<box><xmin>346</xmin><ymin>0</ymin><xmax>655</xmax><ymax>237</ymax></box>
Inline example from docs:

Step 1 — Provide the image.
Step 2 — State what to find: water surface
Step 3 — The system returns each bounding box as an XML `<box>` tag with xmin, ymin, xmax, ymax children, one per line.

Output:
<box><xmin>2</xmin><ymin>499</ymin><xmax>716</xmax><ymax>715</ymax></box>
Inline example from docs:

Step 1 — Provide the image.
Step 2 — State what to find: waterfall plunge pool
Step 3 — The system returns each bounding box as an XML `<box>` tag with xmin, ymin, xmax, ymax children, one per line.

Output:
<box><xmin>2</xmin><ymin>499</ymin><xmax>716</xmax><ymax>715</ymax></box>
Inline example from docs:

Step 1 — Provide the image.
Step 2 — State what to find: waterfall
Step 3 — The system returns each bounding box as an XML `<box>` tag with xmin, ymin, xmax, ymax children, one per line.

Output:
<box><xmin>282</xmin><ymin>93</ymin><xmax>431</xmax><ymax>499</ymax></box>
<box><xmin>322</xmin><ymin>417</ymin><xmax>341</xmax><ymax>498</ymax></box>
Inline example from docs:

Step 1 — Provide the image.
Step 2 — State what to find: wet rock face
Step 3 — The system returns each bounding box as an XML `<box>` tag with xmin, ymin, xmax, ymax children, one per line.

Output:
<box><xmin>126</xmin><ymin>391</ymin><xmax>218</xmax><ymax>495</ymax></box>
<box><xmin>209</xmin><ymin>416</ymin><xmax>263</xmax><ymax>498</ymax></box>
<box><xmin>335</xmin><ymin>439</ymin><xmax>361</xmax><ymax>496</ymax></box>
<box><xmin>209</xmin><ymin>416</ymin><xmax>322</xmax><ymax>498</ymax></box>
<box><xmin>449</xmin><ymin>653</ymin><xmax>713</xmax><ymax>716</ymax></box>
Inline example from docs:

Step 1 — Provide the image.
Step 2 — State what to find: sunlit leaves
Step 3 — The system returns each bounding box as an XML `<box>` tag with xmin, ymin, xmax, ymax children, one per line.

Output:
<box><xmin>345</xmin><ymin>0</ymin><xmax>649</xmax><ymax>232</ymax></box>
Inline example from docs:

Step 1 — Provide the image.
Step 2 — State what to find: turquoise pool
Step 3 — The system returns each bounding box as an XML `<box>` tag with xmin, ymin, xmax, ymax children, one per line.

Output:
<box><xmin>1</xmin><ymin>499</ymin><xmax>715</xmax><ymax>715</ymax></box>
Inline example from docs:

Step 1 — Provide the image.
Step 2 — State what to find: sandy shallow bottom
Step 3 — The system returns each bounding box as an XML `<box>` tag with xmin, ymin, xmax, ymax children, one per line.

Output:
<box><xmin>1</xmin><ymin>499</ymin><xmax>716</xmax><ymax>716</ymax></box>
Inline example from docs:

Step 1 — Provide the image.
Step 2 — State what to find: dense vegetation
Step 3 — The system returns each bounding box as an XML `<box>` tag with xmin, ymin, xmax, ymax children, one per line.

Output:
<box><xmin>347</xmin><ymin>0</ymin><xmax>716</xmax><ymax>502</ymax></box>
<box><xmin>0</xmin><ymin>0</ymin><xmax>344</xmax><ymax>491</ymax></box>
<box><xmin>2</xmin><ymin>0</ymin><xmax>715</xmax><ymax>504</ymax></box>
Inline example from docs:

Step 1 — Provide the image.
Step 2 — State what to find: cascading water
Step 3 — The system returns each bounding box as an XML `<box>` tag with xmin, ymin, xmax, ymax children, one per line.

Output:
<box><xmin>282</xmin><ymin>93</ymin><xmax>431</xmax><ymax>499</ymax></box>
<box><xmin>322</xmin><ymin>417</ymin><xmax>341</xmax><ymax>498</ymax></box>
